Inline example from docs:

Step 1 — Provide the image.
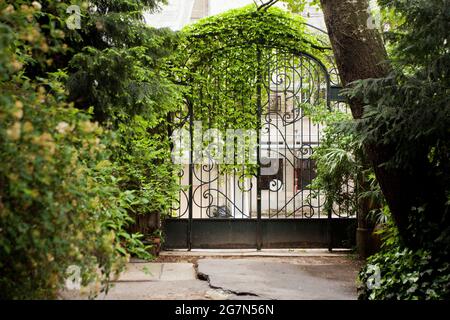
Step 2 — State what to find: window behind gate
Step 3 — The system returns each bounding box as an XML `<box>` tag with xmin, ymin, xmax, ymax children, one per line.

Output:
<box><xmin>295</xmin><ymin>159</ymin><xmax>317</xmax><ymax>190</ymax></box>
<box><xmin>260</xmin><ymin>159</ymin><xmax>283</xmax><ymax>190</ymax></box>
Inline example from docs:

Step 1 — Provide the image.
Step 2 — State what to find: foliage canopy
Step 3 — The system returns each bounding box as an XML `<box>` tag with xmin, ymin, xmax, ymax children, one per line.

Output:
<box><xmin>351</xmin><ymin>0</ymin><xmax>450</xmax><ymax>299</ymax></box>
<box><xmin>171</xmin><ymin>6</ymin><xmax>332</xmax><ymax>175</ymax></box>
<box><xmin>0</xmin><ymin>0</ymin><xmax>181</xmax><ymax>298</ymax></box>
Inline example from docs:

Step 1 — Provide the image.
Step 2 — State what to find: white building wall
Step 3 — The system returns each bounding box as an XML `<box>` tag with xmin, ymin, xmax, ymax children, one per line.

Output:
<box><xmin>144</xmin><ymin>0</ymin><xmax>195</xmax><ymax>30</ymax></box>
<box><xmin>146</xmin><ymin>0</ymin><xmax>327</xmax><ymax>32</ymax></box>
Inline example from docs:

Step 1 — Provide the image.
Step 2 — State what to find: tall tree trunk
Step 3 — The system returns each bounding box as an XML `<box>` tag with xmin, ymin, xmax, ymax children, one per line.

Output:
<box><xmin>320</xmin><ymin>0</ymin><xmax>390</xmax><ymax>116</ymax></box>
<box><xmin>320</xmin><ymin>0</ymin><xmax>444</xmax><ymax>248</ymax></box>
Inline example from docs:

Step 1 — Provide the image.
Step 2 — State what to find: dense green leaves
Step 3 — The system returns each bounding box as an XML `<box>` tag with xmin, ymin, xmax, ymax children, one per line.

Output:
<box><xmin>64</xmin><ymin>0</ymin><xmax>182</xmax><ymax>225</ymax></box>
<box><xmin>0</xmin><ymin>1</ymin><xmax>126</xmax><ymax>299</ymax></box>
<box><xmin>359</xmin><ymin>222</ymin><xmax>450</xmax><ymax>300</ymax></box>
<box><xmin>346</xmin><ymin>0</ymin><xmax>449</xmax><ymax>238</ymax></box>
<box><xmin>304</xmin><ymin>104</ymin><xmax>361</xmax><ymax>216</ymax></box>
<box><xmin>351</xmin><ymin>0</ymin><xmax>450</xmax><ymax>299</ymax></box>
<box><xmin>172</xmin><ymin>6</ymin><xmax>331</xmax><ymax>175</ymax></box>
<box><xmin>0</xmin><ymin>0</ymin><xmax>181</xmax><ymax>298</ymax></box>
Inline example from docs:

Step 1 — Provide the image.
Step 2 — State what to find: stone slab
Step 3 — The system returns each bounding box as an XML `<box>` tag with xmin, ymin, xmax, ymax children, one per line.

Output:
<box><xmin>116</xmin><ymin>263</ymin><xmax>162</xmax><ymax>282</ymax></box>
<box><xmin>97</xmin><ymin>280</ymin><xmax>211</xmax><ymax>300</ymax></box>
<box><xmin>160</xmin><ymin>263</ymin><xmax>197</xmax><ymax>281</ymax></box>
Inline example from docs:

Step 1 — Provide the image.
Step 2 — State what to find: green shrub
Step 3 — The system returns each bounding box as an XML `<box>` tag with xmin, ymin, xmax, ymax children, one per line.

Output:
<box><xmin>358</xmin><ymin>219</ymin><xmax>450</xmax><ymax>300</ymax></box>
<box><xmin>65</xmin><ymin>0</ymin><xmax>182</xmax><ymax>224</ymax></box>
<box><xmin>0</xmin><ymin>1</ymin><xmax>129</xmax><ymax>299</ymax></box>
<box><xmin>349</xmin><ymin>0</ymin><xmax>450</xmax><ymax>300</ymax></box>
<box><xmin>0</xmin><ymin>76</ymin><xmax>127</xmax><ymax>299</ymax></box>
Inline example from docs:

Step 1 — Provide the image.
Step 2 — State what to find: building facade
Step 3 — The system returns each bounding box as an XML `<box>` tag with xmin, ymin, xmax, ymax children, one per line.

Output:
<box><xmin>146</xmin><ymin>0</ymin><xmax>326</xmax><ymax>31</ymax></box>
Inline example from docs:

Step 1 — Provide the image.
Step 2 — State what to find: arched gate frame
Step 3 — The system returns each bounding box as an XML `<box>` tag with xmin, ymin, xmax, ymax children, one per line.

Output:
<box><xmin>165</xmin><ymin>28</ymin><xmax>356</xmax><ymax>250</ymax></box>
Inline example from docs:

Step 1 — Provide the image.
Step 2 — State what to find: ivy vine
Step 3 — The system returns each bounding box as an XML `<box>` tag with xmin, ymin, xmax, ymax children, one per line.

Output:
<box><xmin>170</xmin><ymin>5</ymin><xmax>333</xmax><ymax>175</ymax></box>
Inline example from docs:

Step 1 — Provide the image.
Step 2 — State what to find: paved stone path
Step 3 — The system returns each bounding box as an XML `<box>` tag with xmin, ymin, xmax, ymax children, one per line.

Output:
<box><xmin>61</xmin><ymin>251</ymin><xmax>360</xmax><ymax>300</ymax></box>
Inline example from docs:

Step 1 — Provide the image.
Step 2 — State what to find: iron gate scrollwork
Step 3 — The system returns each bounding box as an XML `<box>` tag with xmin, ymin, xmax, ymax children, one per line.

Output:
<box><xmin>166</xmin><ymin>34</ymin><xmax>356</xmax><ymax>250</ymax></box>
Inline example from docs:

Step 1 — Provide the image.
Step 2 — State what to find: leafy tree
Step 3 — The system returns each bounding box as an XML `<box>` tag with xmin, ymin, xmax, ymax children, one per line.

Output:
<box><xmin>260</xmin><ymin>0</ymin><xmax>449</xmax><ymax>298</ymax></box>
<box><xmin>0</xmin><ymin>0</ymin><xmax>183</xmax><ymax>298</ymax></box>
<box><xmin>0</xmin><ymin>1</ymin><xmax>126</xmax><ymax>299</ymax></box>
<box><xmin>318</xmin><ymin>0</ymin><xmax>449</xmax><ymax>254</ymax></box>
<box><xmin>279</xmin><ymin>0</ymin><xmax>448</xmax><ymax>247</ymax></box>
<box><xmin>68</xmin><ymin>0</ymin><xmax>182</xmax><ymax>235</ymax></box>
<box><xmin>16</xmin><ymin>0</ymin><xmax>182</xmax><ymax>228</ymax></box>
<box><xmin>349</xmin><ymin>0</ymin><xmax>450</xmax><ymax>299</ymax></box>
<box><xmin>40</xmin><ymin>1</ymin><xmax>181</xmax><ymax>243</ymax></box>
<box><xmin>350</xmin><ymin>0</ymin><xmax>449</xmax><ymax>247</ymax></box>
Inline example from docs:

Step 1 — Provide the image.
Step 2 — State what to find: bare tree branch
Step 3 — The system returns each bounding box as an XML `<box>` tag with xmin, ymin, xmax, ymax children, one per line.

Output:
<box><xmin>257</xmin><ymin>0</ymin><xmax>279</xmax><ymax>11</ymax></box>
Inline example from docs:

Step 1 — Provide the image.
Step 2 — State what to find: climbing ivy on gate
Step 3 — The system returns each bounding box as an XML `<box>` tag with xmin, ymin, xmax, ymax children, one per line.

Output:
<box><xmin>170</xmin><ymin>5</ymin><xmax>332</xmax><ymax>175</ymax></box>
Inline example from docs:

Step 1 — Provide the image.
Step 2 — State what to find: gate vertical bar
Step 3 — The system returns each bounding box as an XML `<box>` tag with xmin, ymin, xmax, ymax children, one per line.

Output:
<box><xmin>326</xmin><ymin>75</ymin><xmax>333</xmax><ymax>252</ymax></box>
<box><xmin>188</xmin><ymin>100</ymin><xmax>194</xmax><ymax>250</ymax></box>
<box><xmin>327</xmin><ymin>208</ymin><xmax>332</xmax><ymax>252</ymax></box>
<box><xmin>256</xmin><ymin>44</ymin><xmax>262</xmax><ymax>250</ymax></box>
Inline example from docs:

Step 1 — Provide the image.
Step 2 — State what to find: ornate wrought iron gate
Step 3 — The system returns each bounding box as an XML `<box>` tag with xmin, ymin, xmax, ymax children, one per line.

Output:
<box><xmin>165</xmin><ymin>42</ymin><xmax>356</xmax><ymax>250</ymax></box>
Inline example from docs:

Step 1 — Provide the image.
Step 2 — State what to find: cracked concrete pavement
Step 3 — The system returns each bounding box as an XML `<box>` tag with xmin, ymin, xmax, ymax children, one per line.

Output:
<box><xmin>197</xmin><ymin>258</ymin><xmax>357</xmax><ymax>299</ymax></box>
<box><xmin>61</xmin><ymin>252</ymin><xmax>360</xmax><ymax>300</ymax></box>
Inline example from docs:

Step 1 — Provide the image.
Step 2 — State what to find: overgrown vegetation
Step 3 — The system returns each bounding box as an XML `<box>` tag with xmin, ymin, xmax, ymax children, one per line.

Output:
<box><xmin>304</xmin><ymin>104</ymin><xmax>360</xmax><ymax>217</ymax></box>
<box><xmin>359</xmin><ymin>219</ymin><xmax>450</xmax><ymax>299</ymax></box>
<box><xmin>171</xmin><ymin>5</ymin><xmax>332</xmax><ymax>175</ymax></box>
<box><xmin>337</xmin><ymin>0</ymin><xmax>449</xmax><ymax>299</ymax></box>
<box><xmin>65</xmin><ymin>0</ymin><xmax>182</xmax><ymax>224</ymax></box>
<box><xmin>279</xmin><ymin>0</ymin><xmax>449</xmax><ymax>299</ymax></box>
<box><xmin>0</xmin><ymin>0</ymin><xmax>181</xmax><ymax>299</ymax></box>
<box><xmin>2</xmin><ymin>0</ymin><xmax>448</xmax><ymax>300</ymax></box>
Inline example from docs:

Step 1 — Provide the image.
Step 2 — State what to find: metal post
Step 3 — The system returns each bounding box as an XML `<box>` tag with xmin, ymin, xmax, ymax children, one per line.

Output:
<box><xmin>326</xmin><ymin>73</ymin><xmax>333</xmax><ymax>252</ymax></box>
<box><xmin>256</xmin><ymin>45</ymin><xmax>262</xmax><ymax>251</ymax></box>
<box><xmin>327</xmin><ymin>208</ymin><xmax>333</xmax><ymax>252</ymax></box>
<box><xmin>188</xmin><ymin>100</ymin><xmax>194</xmax><ymax>251</ymax></box>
